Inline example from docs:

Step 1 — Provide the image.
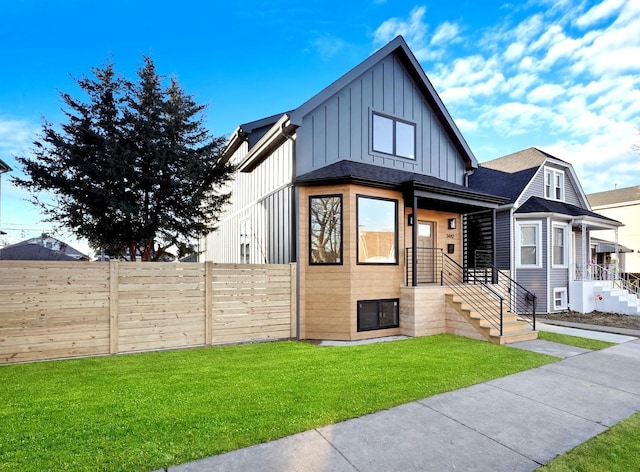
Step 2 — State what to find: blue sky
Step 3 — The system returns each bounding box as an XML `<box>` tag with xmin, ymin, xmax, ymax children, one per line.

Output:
<box><xmin>1</xmin><ymin>0</ymin><xmax>639</xmax><ymax>253</ymax></box>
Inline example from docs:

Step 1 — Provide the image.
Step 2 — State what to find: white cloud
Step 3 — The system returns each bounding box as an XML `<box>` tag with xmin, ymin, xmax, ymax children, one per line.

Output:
<box><xmin>504</xmin><ymin>42</ymin><xmax>525</xmax><ymax>62</ymax></box>
<box><xmin>527</xmin><ymin>83</ymin><xmax>565</xmax><ymax>103</ymax></box>
<box><xmin>312</xmin><ymin>33</ymin><xmax>346</xmax><ymax>60</ymax></box>
<box><xmin>0</xmin><ymin>117</ymin><xmax>35</xmax><ymax>155</ymax></box>
<box><xmin>374</xmin><ymin>5</ymin><xmax>428</xmax><ymax>49</ymax></box>
<box><xmin>430</xmin><ymin>21</ymin><xmax>461</xmax><ymax>46</ymax></box>
<box><xmin>575</xmin><ymin>0</ymin><xmax>626</xmax><ymax>28</ymax></box>
<box><xmin>372</xmin><ymin>2</ymin><xmax>640</xmax><ymax>192</ymax></box>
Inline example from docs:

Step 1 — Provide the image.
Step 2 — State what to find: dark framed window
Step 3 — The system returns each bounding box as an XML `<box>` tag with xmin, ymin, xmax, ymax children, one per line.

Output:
<box><xmin>357</xmin><ymin>195</ymin><xmax>398</xmax><ymax>264</ymax></box>
<box><xmin>309</xmin><ymin>195</ymin><xmax>343</xmax><ymax>264</ymax></box>
<box><xmin>358</xmin><ymin>299</ymin><xmax>399</xmax><ymax>331</ymax></box>
<box><xmin>372</xmin><ymin>112</ymin><xmax>415</xmax><ymax>159</ymax></box>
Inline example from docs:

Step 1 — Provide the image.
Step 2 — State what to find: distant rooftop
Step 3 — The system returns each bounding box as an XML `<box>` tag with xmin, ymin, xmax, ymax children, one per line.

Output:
<box><xmin>588</xmin><ymin>185</ymin><xmax>640</xmax><ymax>207</ymax></box>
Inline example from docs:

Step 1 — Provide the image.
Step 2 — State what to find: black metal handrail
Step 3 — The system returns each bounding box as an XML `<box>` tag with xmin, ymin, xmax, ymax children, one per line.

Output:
<box><xmin>406</xmin><ymin>248</ymin><xmax>504</xmax><ymax>336</ymax></box>
<box><xmin>473</xmin><ymin>252</ymin><xmax>537</xmax><ymax>330</ymax></box>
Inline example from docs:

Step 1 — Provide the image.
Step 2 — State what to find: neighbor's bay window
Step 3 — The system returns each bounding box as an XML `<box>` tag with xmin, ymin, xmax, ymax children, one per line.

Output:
<box><xmin>516</xmin><ymin>221</ymin><xmax>542</xmax><ymax>267</ymax></box>
<box><xmin>310</xmin><ymin>195</ymin><xmax>342</xmax><ymax>264</ymax></box>
<box><xmin>357</xmin><ymin>195</ymin><xmax>398</xmax><ymax>264</ymax></box>
<box><xmin>552</xmin><ymin>223</ymin><xmax>568</xmax><ymax>267</ymax></box>
<box><xmin>372</xmin><ymin>112</ymin><xmax>415</xmax><ymax>159</ymax></box>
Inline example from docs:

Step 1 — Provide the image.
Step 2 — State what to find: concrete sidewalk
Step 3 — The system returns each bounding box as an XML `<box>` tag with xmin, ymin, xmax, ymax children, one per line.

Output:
<box><xmin>165</xmin><ymin>336</ymin><xmax>640</xmax><ymax>472</ymax></box>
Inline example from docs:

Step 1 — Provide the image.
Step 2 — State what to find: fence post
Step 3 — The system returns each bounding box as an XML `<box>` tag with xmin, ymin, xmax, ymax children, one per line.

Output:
<box><xmin>205</xmin><ymin>261</ymin><xmax>213</xmax><ymax>345</ymax></box>
<box><xmin>109</xmin><ymin>261</ymin><xmax>119</xmax><ymax>354</ymax></box>
<box><xmin>290</xmin><ymin>263</ymin><xmax>297</xmax><ymax>339</ymax></box>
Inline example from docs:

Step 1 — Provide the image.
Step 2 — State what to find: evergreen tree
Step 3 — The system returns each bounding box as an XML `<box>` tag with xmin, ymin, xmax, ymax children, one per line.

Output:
<box><xmin>13</xmin><ymin>57</ymin><xmax>233</xmax><ymax>261</ymax></box>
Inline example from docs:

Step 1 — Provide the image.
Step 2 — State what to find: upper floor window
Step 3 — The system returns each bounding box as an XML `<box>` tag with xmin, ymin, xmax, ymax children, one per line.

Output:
<box><xmin>357</xmin><ymin>195</ymin><xmax>398</xmax><ymax>264</ymax></box>
<box><xmin>372</xmin><ymin>112</ymin><xmax>415</xmax><ymax>159</ymax></box>
<box><xmin>544</xmin><ymin>169</ymin><xmax>565</xmax><ymax>201</ymax></box>
<box><xmin>309</xmin><ymin>195</ymin><xmax>342</xmax><ymax>264</ymax></box>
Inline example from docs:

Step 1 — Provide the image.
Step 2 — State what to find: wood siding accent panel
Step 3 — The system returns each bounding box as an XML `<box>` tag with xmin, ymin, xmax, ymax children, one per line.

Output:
<box><xmin>299</xmin><ymin>185</ymin><xmax>406</xmax><ymax>340</ymax></box>
<box><xmin>0</xmin><ymin>262</ymin><xmax>295</xmax><ymax>364</ymax></box>
<box><xmin>295</xmin><ymin>54</ymin><xmax>466</xmax><ymax>185</ymax></box>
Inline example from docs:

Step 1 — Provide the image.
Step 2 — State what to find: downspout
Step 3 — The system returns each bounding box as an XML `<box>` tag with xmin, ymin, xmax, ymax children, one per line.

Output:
<box><xmin>412</xmin><ymin>193</ymin><xmax>418</xmax><ymax>286</ymax></box>
<box><xmin>280</xmin><ymin>121</ymin><xmax>301</xmax><ymax>341</ymax></box>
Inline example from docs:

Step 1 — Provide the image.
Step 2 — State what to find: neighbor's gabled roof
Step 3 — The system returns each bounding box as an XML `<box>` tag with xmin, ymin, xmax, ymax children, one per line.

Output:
<box><xmin>587</xmin><ymin>185</ymin><xmax>640</xmax><ymax>207</ymax></box>
<box><xmin>470</xmin><ymin>147</ymin><xmax>589</xmax><ymax>207</ymax></box>
<box><xmin>290</xmin><ymin>35</ymin><xmax>478</xmax><ymax>170</ymax></box>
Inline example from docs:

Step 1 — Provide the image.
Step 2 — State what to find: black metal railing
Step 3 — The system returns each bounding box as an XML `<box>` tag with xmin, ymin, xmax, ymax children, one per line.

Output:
<box><xmin>474</xmin><ymin>252</ymin><xmax>537</xmax><ymax>330</ymax></box>
<box><xmin>406</xmin><ymin>248</ymin><xmax>505</xmax><ymax>335</ymax></box>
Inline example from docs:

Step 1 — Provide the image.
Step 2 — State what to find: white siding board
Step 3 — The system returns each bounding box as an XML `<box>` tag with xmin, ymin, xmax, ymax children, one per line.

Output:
<box><xmin>202</xmin><ymin>140</ymin><xmax>293</xmax><ymax>264</ymax></box>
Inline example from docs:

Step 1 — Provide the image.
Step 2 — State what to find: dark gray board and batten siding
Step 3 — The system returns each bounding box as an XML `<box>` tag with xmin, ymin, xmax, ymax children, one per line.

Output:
<box><xmin>295</xmin><ymin>54</ymin><xmax>467</xmax><ymax>184</ymax></box>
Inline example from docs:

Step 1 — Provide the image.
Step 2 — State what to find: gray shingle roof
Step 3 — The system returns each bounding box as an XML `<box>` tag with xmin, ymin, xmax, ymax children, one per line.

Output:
<box><xmin>587</xmin><ymin>185</ymin><xmax>640</xmax><ymax>207</ymax></box>
<box><xmin>515</xmin><ymin>196</ymin><xmax>621</xmax><ymax>225</ymax></box>
<box><xmin>295</xmin><ymin>160</ymin><xmax>505</xmax><ymax>205</ymax></box>
<box><xmin>479</xmin><ymin>147</ymin><xmax>565</xmax><ymax>173</ymax></box>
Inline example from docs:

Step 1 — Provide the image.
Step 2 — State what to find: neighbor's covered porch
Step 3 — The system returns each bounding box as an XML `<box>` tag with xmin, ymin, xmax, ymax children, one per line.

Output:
<box><xmin>570</xmin><ymin>216</ymin><xmax>639</xmax><ymax>313</ymax></box>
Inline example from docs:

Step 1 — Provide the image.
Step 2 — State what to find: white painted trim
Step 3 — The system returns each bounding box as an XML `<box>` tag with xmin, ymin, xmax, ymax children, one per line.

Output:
<box><xmin>515</xmin><ymin>220</ymin><xmax>543</xmax><ymax>268</ymax></box>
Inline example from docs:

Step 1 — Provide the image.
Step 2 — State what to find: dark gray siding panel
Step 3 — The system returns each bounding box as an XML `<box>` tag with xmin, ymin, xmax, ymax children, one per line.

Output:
<box><xmin>495</xmin><ymin>211</ymin><xmax>511</xmax><ymax>270</ymax></box>
<box><xmin>296</xmin><ymin>54</ymin><xmax>466</xmax><ymax>185</ymax></box>
<box><xmin>516</xmin><ymin>269</ymin><xmax>547</xmax><ymax>314</ymax></box>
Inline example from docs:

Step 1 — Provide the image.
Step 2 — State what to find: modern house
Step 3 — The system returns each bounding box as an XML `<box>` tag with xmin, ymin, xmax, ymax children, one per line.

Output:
<box><xmin>588</xmin><ymin>185</ymin><xmax>640</xmax><ymax>275</ymax></box>
<box><xmin>469</xmin><ymin>147</ymin><xmax>639</xmax><ymax>315</ymax></box>
<box><xmin>201</xmin><ymin>36</ymin><xmax>539</xmax><ymax>343</ymax></box>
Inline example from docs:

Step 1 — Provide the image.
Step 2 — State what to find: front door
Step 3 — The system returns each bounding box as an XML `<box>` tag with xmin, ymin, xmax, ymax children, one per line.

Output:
<box><xmin>417</xmin><ymin>221</ymin><xmax>436</xmax><ymax>283</ymax></box>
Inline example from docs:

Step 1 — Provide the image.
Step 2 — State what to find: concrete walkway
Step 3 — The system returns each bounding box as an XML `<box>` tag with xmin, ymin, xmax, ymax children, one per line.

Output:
<box><xmin>164</xmin><ymin>329</ymin><xmax>640</xmax><ymax>472</ymax></box>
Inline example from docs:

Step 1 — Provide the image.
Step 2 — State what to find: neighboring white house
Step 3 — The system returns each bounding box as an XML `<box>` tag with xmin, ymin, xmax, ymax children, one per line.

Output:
<box><xmin>588</xmin><ymin>185</ymin><xmax>640</xmax><ymax>275</ymax></box>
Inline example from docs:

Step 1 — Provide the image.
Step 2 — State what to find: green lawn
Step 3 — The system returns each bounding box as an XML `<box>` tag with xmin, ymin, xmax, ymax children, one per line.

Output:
<box><xmin>537</xmin><ymin>331</ymin><xmax>616</xmax><ymax>351</ymax></box>
<box><xmin>1</xmin><ymin>335</ymin><xmax>556</xmax><ymax>472</ymax></box>
<box><xmin>538</xmin><ymin>411</ymin><xmax>640</xmax><ymax>471</ymax></box>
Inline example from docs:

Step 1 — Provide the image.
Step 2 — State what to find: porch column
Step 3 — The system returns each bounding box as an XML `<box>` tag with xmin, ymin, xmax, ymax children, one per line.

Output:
<box><xmin>581</xmin><ymin>223</ymin><xmax>587</xmax><ymax>280</ymax></box>
<box><xmin>412</xmin><ymin>194</ymin><xmax>418</xmax><ymax>287</ymax></box>
<box><xmin>615</xmin><ymin>227</ymin><xmax>620</xmax><ymax>279</ymax></box>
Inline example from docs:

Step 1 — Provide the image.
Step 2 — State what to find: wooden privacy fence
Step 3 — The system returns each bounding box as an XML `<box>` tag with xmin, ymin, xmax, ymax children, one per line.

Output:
<box><xmin>0</xmin><ymin>261</ymin><xmax>296</xmax><ymax>364</ymax></box>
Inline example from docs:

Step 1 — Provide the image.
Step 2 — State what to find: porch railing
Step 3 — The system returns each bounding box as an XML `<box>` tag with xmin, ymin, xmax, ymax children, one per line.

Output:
<box><xmin>406</xmin><ymin>248</ymin><xmax>505</xmax><ymax>336</ymax></box>
<box><xmin>473</xmin><ymin>252</ymin><xmax>537</xmax><ymax>330</ymax></box>
<box><xmin>575</xmin><ymin>263</ymin><xmax>640</xmax><ymax>302</ymax></box>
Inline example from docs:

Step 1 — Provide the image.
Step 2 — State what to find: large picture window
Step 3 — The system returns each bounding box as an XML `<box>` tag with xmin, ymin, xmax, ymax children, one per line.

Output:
<box><xmin>516</xmin><ymin>221</ymin><xmax>542</xmax><ymax>268</ymax></box>
<box><xmin>357</xmin><ymin>299</ymin><xmax>399</xmax><ymax>331</ymax></box>
<box><xmin>309</xmin><ymin>195</ymin><xmax>342</xmax><ymax>264</ymax></box>
<box><xmin>357</xmin><ymin>195</ymin><xmax>398</xmax><ymax>264</ymax></box>
<box><xmin>372</xmin><ymin>112</ymin><xmax>415</xmax><ymax>159</ymax></box>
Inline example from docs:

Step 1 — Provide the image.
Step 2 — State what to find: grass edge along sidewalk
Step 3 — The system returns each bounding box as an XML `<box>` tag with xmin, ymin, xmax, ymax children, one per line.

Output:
<box><xmin>1</xmin><ymin>334</ymin><xmax>556</xmax><ymax>472</ymax></box>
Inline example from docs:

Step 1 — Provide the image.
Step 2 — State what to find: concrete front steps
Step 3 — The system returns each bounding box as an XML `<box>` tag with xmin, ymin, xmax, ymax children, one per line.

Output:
<box><xmin>445</xmin><ymin>292</ymin><xmax>537</xmax><ymax>345</ymax></box>
<box><xmin>593</xmin><ymin>283</ymin><xmax>640</xmax><ymax>316</ymax></box>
